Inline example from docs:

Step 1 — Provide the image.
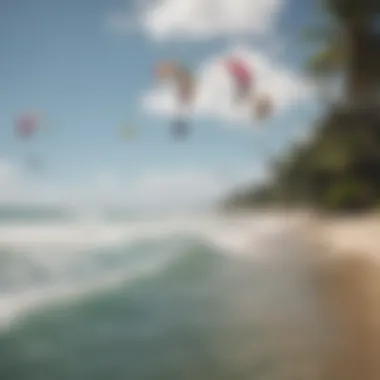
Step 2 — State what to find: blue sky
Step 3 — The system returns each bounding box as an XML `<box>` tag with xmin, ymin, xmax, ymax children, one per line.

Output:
<box><xmin>0</xmin><ymin>0</ymin><xmax>323</xmax><ymax>210</ymax></box>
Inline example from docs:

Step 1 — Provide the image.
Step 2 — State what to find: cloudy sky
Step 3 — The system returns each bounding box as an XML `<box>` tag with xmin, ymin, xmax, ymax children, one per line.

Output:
<box><xmin>0</xmin><ymin>0</ymin><xmax>322</xmax><ymax>211</ymax></box>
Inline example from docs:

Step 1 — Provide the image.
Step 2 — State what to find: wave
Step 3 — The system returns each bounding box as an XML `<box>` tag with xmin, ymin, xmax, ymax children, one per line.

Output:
<box><xmin>0</xmin><ymin>213</ymin><xmax>307</xmax><ymax>328</ymax></box>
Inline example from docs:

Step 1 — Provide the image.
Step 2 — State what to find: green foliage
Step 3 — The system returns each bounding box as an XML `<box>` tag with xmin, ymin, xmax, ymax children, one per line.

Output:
<box><xmin>323</xmin><ymin>0</ymin><xmax>380</xmax><ymax>24</ymax></box>
<box><xmin>225</xmin><ymin>107</ymin><xmax>380</xmax><ymax>212</ymax></box>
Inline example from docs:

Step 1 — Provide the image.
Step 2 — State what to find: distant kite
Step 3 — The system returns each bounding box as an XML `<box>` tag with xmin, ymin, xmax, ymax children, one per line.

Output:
<box><xmin>155</xmin><ymin>61</ymin><xmax>196</xmax><ymax>139</ymax></box>
<box><xmin>224</xmin><ymin>57</ymin><xmax>254</xmax><ymax>103</ymax></box>
<box><xmin>15</xmin><ymin>111</ymin><xmax>45</xmax><ymax>173</ymax></box>
<box><xmin>253</xmin><ymin>94</ymin><xmax>273</xmax><ymax>121</ymax></box>
<box><xmin>155</xmin><ymin>61</ymin><xmax>196</xmax><ymax>107</ymax></box>
<box><xmin>15</xmin><ymin>111</ymin><xmax>41</xmax><ymax>139</ymax></box>
<box><xmin>170</xmin><ymin>118</ymin><xmax>190</xmax><ymax>140</ymax></box>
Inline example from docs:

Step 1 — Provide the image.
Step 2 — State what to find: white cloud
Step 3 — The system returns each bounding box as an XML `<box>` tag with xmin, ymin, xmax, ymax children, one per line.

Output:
<box><xmin>142</xmin><ymin>45</ymin><xmax>315</xmax><ymax>124</ymax></box>
<box><xmin>126</xmin><ymin>169</ymin><xmax>222</xmax><ymax>209</ymax></box>
<box><xmin>123</xmin><ymin>166</ymin><xmax>267</xmax><ymax>212</ymax></box>
<box><xmin>108</xmin><ymin>0</ymin><xmax>284</xmax><ymax>40</ymax></box>
<box><xmin>0</xmin><ymin>158</ymin><xmax>265</xmax><ymax>212</ymax></box>
<box><xmin>0</xmin><ymin>159</ymin><xmax>20</xmax><ymax>189</ymax></box>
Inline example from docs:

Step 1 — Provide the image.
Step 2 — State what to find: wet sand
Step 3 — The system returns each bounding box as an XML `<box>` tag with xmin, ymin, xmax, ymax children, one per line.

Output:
<box><xmin>307</xmin><ymin>214</ymin><xmax>380</xmax><ymax>380</ymax></box>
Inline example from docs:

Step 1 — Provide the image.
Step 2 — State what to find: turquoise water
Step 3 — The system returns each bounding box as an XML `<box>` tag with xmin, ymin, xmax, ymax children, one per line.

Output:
<box><xmin>0</xmin><ymin>218</ymin><xmax>327</xmax><ymax>380</ymax></box>
<box><xmin>0</xmin><ymin>206</ymin><xmax>139</xmax><ymax>224</ymax></box>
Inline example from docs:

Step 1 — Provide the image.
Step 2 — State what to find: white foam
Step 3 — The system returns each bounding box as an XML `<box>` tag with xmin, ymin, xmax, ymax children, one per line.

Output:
<box><xmin>0</xmin><ymin>212</ymin><xmax>300</xmax><ymax>252</ymax></box>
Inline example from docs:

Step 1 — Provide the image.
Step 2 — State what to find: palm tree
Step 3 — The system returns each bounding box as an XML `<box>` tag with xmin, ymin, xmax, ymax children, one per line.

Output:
<box><xmin>304</xmin><ymin>0</ymin><xmax>380</xmax><ymax>106</ymax></box>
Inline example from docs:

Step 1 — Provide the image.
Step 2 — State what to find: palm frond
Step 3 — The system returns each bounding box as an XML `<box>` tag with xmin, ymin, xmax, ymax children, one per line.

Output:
<box><xmin>306</xmin><ymin>42</ymin><xmax>347</xmax><ymax>76</ymax></box>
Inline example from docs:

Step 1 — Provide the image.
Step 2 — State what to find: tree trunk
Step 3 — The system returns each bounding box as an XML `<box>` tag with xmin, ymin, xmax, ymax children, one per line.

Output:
<box><xmin>345</xmin><ymin>24</ymin><xmax>379</xmax><ymax>107</ymax></box>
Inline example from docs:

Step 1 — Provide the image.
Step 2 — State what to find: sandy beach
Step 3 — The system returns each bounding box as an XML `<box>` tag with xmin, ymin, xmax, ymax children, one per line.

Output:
<box><xmin>304</xmin><ymin>213</ymin><xmax>380</xmax><ymax>380</ymax></box>
<box><xmin>316</xmin><ymin>214</ymin><xmax>380</xmax><ymax>259</ymax></box>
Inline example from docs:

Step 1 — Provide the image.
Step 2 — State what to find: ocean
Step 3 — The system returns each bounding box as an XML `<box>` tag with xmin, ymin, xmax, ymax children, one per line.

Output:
<box><xmin>0</xmin><ymin>212</ymin><xmax>331</xmax><ymax>380</ymax></box>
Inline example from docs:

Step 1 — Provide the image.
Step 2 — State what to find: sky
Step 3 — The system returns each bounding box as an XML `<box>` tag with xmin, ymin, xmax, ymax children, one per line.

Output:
<box><xmin>0</xmin><ymin>0</ymin><xmax>323</xmax><ymax>212</ymax></box>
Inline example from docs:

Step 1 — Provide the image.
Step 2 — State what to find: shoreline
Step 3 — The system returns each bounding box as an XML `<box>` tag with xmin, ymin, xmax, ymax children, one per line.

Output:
<box><xmin>0</xmin><ymin>211</ymin><xmax>307</xmax><ymax>252</ymax></box>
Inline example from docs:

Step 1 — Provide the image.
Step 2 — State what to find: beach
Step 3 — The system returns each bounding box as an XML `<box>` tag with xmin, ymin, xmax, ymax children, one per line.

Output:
<box><xmin>317</xmin><ymin>214</ymin><xmax>380</xmax><ymax>259</ymax></box>
<box><xmin>293</xmin><ymin>212</ymin><xmax>380</xmax><ymax>380</ymax></box>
